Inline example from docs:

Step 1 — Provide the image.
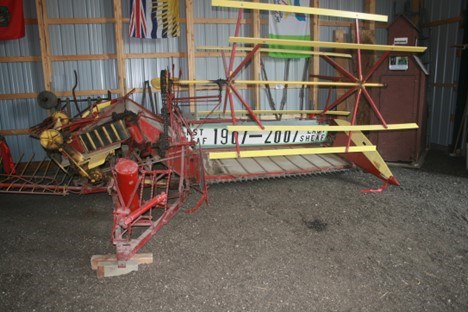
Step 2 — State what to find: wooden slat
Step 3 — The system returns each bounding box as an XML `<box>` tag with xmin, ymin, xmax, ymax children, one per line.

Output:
<box><xmin>178</xmin><ymin>79</ymin><xmax>384</xmax><ymax>88</ymax></box>
<box><xmin>285</xmin><ymin>155</ymin><xmax>316</xmax><ymax>170</ymax></box>
<box><xmin>317</xmin><ymin>154</ymin><xmax>343</xmax><ymax>167</ymax></box>
<box><xmin>268</xmin><ymin>155</ymin><xmax>299</xmax><ymax>171</ymax></box>
<box><xmin>126</xmin><ymin>52</ymin><xmax>186</xmax><ymax>59</ymax></box>
<box><xmin>425</xmin><ymin>16</ymin><xmax>463</xmax><ymax>27</ymax></box>
<box><xmin>51</xmin><ymin>54</ymin><xmax>117</xmax><ymax>61</ymax></box>
<box><xmin>0</xmin><ymin>129</ymin><xmax>30</xmax><ymax>136</ymax></box>
<box><xmin>197</xmin><ymin>46</ymin><xmax>352</xmax><ymax>58</ymax></box>
<box><xmin>0</xmin><ymin>93</ymin><xmax>38</xmax><ymax>100</ymax></box>
<box><xmin>228</xmin><ymin>123</ymin><xmax>419</xmax><ymax>132</ymax></box>
<box><xmin>237</xmin><ymin>158</ymin><xmax>266</xmax><ymax>174</ymax></box>
<box><xmin>234</xmin><ymin>80</ymin><xmax>384</xmax><ymax>88</ymax></box>
<box><xmin>0</xmin><ymin>56</ymin><xmax>41</xmax><ymax>62</ymax></box>
<box><xmin>229</xmin><ymin>36</ymin><xmax>427</xmax><ymax>53</ymax></box>
<box><xmin>195</xmin><ymin>51</ymin><xmax>248</xmax><ymax>58</ymax></box>
<box><xmin>47</xmin><ymin>18</ymin><xmax>116</xmax><ymax>24</ymax></box>
<box><xmin>218</xmin><ymin>158</ymin><xmax>248</xmax><ymax>175</ymax></box>
<box><xmin>209</xmin><ymin>145</ymin><xmax>377</xmax><ymax>160</ymax></box>
<box><xmin>302</xmin><ymin>154</ymin><xmax>334</xmax><ymax>168</ymax></box>
<box><xmin>0</xmin><ymin>89</ymin><xmax>120</xmax><ymax>100</ymax></box>
<box><xmin>54</xmin><ymin>89</ymin><xmax>120</xmax><ymax>97</ymax></box>
<box><xmin>211</xmin><ymin>0</ymin><xmax>388</xmax><ymax>22</ymax></box>
<box><xmin>90</xmin><ymin>253</ymin><xmax>153</xmax><ymax>271</ymax></box>
<box><xmin>253</xmin><ymin>156</ymin><xmax>283</xmax><ymax>172</ymax></box>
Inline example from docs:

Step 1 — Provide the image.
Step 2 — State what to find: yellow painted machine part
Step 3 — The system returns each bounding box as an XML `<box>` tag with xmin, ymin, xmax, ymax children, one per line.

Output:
<box><xmin>211</xmin><ymin>0</ymin><xmax>388</xmax><ymax>22</ymax></box>
<box><xmin>39</xmin><ymin>129</ymin><xmax>63</xmax><ymax>150</ymax></box>
<box><xmin>51</xmin><ymin>111</ymin><xmax>70</xmax><ymax>130</ymax></box>
<box><xmin>177</xmin><ymin>79</ymin><xmax>384</xmax><ymax>88</ymax></box>
<box><xmin>81</xmin><ymin>101</ymin><xmax>112</xmax><ymax>118</ymax></box>
<box><xmin>229</xmin><ymin>37</ymin><xmax>427</xmax><ymax>53</ymax></box>
<box><xmin>334</xmin><ymin>119</ymin><xmax>394</xmax><ymax>180</ymax></box>
<box><xmin>197</xmin><ymin>109</ymin><xmax>351</xmax><ymax>116</ymax></box>
<box><xmin>227</xmin><ymin>123</ymin><xmax>419</xmax><ymax>132</ymax></box>
<box><xmin>197</xmin><ymin>46</ymin><xmax>352</xmax><ymax>58</ymax></box>
<box><xmin>209</xmin><ymin>145</ymin><xmax>377</xmax><ymax>160</ymax></box>
<box><xmin>234</xmin><ymin>80</ymin><xmax>384</xmax><ymax>87</ymax></box>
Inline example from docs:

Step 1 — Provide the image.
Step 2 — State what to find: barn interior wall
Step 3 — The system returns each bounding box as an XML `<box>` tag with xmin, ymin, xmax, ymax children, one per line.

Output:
<box><xmin>423</xmin><ymin>0</ymin><xmax>466</xmax><ymax>148</ymax></box>
<box><xmin>0</xmin><ymin>0</ymin><xmax>464</xmax><ymax>161</ymax></box>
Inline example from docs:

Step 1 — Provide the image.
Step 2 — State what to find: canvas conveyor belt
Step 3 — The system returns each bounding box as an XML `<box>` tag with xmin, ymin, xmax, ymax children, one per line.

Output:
<box><xmin>0</xmin><ymin>152</ymin><xmax>353</xmax><ymax>194</ymax></box>
<box><xmin>204</xmin><ymin>153</ymin><xmax>353</xmax><ymax>184</ymax></box>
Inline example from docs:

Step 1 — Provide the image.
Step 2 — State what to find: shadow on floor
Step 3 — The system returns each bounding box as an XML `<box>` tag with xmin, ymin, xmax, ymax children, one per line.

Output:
<box><xmin>420</xmin><ymin>150</ymin><xmax>468</xmax><ymax>177</ymax></box>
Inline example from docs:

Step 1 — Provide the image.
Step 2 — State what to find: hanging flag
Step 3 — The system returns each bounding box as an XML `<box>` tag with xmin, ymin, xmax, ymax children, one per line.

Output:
<box><xmin>129</xmin><ymin>0</ymin><xmax>180</xmax><ymax>39</ymax></box>
<box><xmin>268</xmin><ymin>0</ymin><xmax>310</xmax><ymax>58</ymax></box>
<box><xmin>0</xmin><ymin>0</ymin><xmax>25</xmax><ymax>40</ymax></box>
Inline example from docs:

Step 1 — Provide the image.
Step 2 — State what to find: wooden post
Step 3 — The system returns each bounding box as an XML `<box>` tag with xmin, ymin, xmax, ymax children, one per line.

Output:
<box><xmin>113</xmin><ymin>0</ymin><xmax>126</xmax><ymax>96</ymax></box>
<box><xmin>185</xmin><ymin>0</ymin><xmax>196</xmax><ymax>112</ymax></box>
<box><xmin>252</xmin><ymin>0</ymin><xmax>261</xmax><ymax>110</ymax></box>
<box><xmin>35</xmin><ymin>0</ymin><xmax>52</xmax><ymax>91</ymax></box>
<box><xmin>310</xmin><ymin>0</ymin><xmax>320</xmax><ymax>109</ymax></box>
<box><xmin>358</xmin><ymin>0</ymin><xmax>377</xmax><ymax>125</ymax></box>
<box><xmin>334</xmin><ymin>30</ymin><xmax>352</xmax><ymax>113</ymax></box>
<box><xmin>412</xmin><ymin>0</ymin><xmax>421</xmax><ymax>27</ymax></box>
<box><xmin>363</xmin><ymin>0</ymin><xmax>376</xmax><ymax>32</ymax></box>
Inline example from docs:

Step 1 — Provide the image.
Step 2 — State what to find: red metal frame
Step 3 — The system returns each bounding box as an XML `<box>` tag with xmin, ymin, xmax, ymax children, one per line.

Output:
<box><xmin>0</xmin><ymin>6</ymin><xmax>419</xmax><ymax>276</ymax></box>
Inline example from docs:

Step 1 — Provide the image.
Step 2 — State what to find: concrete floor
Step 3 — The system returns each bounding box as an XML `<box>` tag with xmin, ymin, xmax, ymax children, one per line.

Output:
<box><xmin>0</xmin><ymin>150</ymin><xmax>467</xmax><ymax>311</ymax></box>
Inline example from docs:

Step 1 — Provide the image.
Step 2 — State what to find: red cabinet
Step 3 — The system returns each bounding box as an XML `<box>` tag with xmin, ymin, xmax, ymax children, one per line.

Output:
<box><xmin>371</xmin><ymin>16</ymin><xmax>428</xmax><ymax>162</ymax></box>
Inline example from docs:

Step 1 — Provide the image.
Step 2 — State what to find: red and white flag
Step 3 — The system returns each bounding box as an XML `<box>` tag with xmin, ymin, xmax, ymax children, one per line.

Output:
<box><xmin>129</xmin><ymin>0</ymin><xmax>180</xmax><ymax>39</ymax></box>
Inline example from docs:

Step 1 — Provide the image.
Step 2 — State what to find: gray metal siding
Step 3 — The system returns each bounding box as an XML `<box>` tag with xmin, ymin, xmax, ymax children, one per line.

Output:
<box><xmin>2</xmin><ymin>0</ymin><xmax>443</xmax><ymax>162</ymax></box>
<box><xmin>425</xmin><ymin>0</ymin><xmax>465</xmax><ymax>146</ymax></box>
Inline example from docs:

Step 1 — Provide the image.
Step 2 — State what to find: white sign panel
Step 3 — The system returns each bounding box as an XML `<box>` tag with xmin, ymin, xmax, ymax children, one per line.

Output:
<box><xmin>186</xmin><ymin>120</ymin><xmax>328</xmax><ymax>148</ymax></box>
<box><xmin>394</xmin><ymin>37</ymin><xmax>408</xmax><ymax>45</ymax></box>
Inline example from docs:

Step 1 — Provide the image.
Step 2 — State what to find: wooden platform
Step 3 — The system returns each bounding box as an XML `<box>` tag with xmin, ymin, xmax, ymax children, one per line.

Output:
<box><xmin>90</xmin><ymin>253</ymin><xmax>153</xmax><ymax>278</ymax></box>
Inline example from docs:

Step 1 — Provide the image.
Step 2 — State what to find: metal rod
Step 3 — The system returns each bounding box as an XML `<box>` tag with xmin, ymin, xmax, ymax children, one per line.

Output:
<box><xmin>322</xmin><ymin>55</ymin><xmax>359</xmax><ymax>82</ymax></box>
<box><xmin>229</xmin><ymin>44</ymin><xmax>261</xmax><ymax>80</ymax></box>
<box><xmin>230</xmin><ymin>84</ymin><xmax>265</xmax><ymax>129</ymax></box>
<box><xmin>346</xmin><ymin>89</ymin><xmax>363</xmax><ymax>151</ymax></box>
<box><xmin>322</xmin><ymin>87</ymin><xmax>358</xmax><ymax>113</ymax></box>
<box><xmin>362</xmin><ymin>87</ymin><xmax>388</xmax><ymax>128</ymax></box>
<box><xmin>364</xmin><ymin>51</ymin><xmax>391</xmax><ymax>82</ymax></box>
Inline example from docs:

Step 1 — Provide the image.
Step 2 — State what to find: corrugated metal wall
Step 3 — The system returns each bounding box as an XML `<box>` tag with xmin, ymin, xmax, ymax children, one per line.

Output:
<box><xmin>0</xmin><ymin>0</ymin><xmax>46</xmax><ymax>161</ymax></box>
<box><xmin>0</xmin><ymin>0</ymin><xmax>463</xmax><ymax>162</ymax></box>
<box><xmin>424</xmin><ymin>0</ymin><xmax>466</xmax><ymax>147</ymax></box>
